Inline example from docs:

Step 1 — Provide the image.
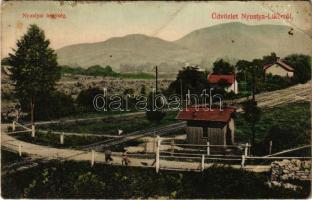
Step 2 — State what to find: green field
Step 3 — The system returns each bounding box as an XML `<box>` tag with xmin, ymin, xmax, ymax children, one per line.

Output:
<box><xmin>236</xmin><ymin>102</ymin><xmax>310</xmax><ymax>142</ymax></box>
<box><xmin>235</xmin><ymin>102</ymin><xmax>310</xmax><ymax>154</ymax></box>
<box><xmin>10</xmin><ymin>132</ymin><xmax>109</xmax><ymax>149</ymax></box>
<box><xmin>39</xmin><ymin>111</ymin><xmax>179</xmax><ymax>135</ymax></box>
<box><xmin>2</xmin><ymin>160</ymin><xmax>310</xmax><ymax>199</ymax></box>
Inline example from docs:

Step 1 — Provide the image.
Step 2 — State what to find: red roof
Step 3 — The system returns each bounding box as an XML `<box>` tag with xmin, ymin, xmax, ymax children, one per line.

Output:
<box><xmin>208</xmin><ymin>74</ymin><xmax>235</xmax><ymax>85</ymax></box>
<box><xmin>263</xmin><ymin>59</ymin><xmax>294</xmax><ymax>72</ymax></box>
<box><xmin>176</xmin><ymin>107</ymin><xmax>236</xmax><ymax>123</ymax></box>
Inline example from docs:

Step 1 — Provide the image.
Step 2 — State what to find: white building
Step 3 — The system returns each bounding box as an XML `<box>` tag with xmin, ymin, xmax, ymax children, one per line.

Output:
<box><xmin>264</xmin><ymin>59</ymin><xmax>294</xmax><ymax>78</ymax></box>
<box><xmin>208</xmin><ymin>74</ymin><xmax>238</xmax><ymax>94</ymax></box>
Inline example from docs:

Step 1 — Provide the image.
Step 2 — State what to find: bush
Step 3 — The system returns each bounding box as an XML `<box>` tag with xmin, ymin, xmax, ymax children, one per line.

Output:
<box><xmin>264</xmin><ymin>125</ymin><xmax>308</xmax><ymax>153</ymax></box>
<box><xmin>145</xmin><ymin>92</ymin><xmax>166</xmax><ymax>123</ymax></box>
<box><xmin>76</xmin><ymin>87</ymin><xmax>103</xmax><ymax>111</ymax></box>
<box><xmin>20</xmin><ymin>91</ymin><xmax>75</xmax><ymax>121</ymax></box>
<box><xmin>146</xmin><ymin>110</ymin><xmax>166</xmax><ymax>123</ymax></box>
<box><xmin>3</xmin><ymin>161</ymin><xmax>310</xmax><ymax>199</ymax></box>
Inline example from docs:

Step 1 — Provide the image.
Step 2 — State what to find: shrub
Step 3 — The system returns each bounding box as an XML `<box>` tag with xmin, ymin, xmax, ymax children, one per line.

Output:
<box><xmin>20</xmin><ymin>91</ymin><xmax>75</xmax><ymax>121</ymax></box>
<box><xmin>264</xmin><ymin>125</ymin><xmax>308</xmax><ymax>153</ymax></box>
<box><xmin>76</xmin><ymin>87</ymin><xmax>103</xmax><ymax>111</ymax></box>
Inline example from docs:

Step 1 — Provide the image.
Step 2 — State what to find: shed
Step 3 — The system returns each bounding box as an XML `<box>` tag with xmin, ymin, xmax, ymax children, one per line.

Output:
<box><xmin>176</xmin><ymin>107</ymin><xmax>236</xmax><ymax>145</ymax></box>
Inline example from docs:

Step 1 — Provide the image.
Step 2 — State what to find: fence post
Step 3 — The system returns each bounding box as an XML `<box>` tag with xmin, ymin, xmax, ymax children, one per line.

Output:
<box><xmin>144</xmin><ymin>140</ymin><xmax>147</xmax><ymax>154</ymax></box>
<box><xmin>18</xmin><ymin>142</ymin><xmax>22</xmax><ymax>157</ymax></box>
<box><xmin>60</xmin><ymin>133</ymin><xmax>64</xmax><ymax>144</ymax></box>
<box><xmin>31</xmin><ymin>125</ymin><xmax>35</xmax><ymax>137</ymax></box>
<box><xmin>269</xmin><ymin>140</ymin><xmax>272</xmax><ymax>155</ymax></box>
<box><xmin>156</xmin><ymin>135</ymin><xmax>160</xmax><ymax>173</ymax></box>
<box><xmin>12</xmin><ymin>121</ymin><xmax>16</xmax><ymax>131</ymax></box>
<box><xmin>244</xmin><ymin>143</ymin><xmax>248</xmax><ymax>156</ymax></box>
<box><xmin>241</xmin><ymin>155</ymin><xmax>245</xmax><ymax>168</ymax></box>
<box><xmin>207</xmin><ymin>142</ymin><xmax>210</xmax><ymax>156</ymax></box>
<box><xmin>201</xmin><ymin>154</ymin><xmax>205</xmax><ymax>171</ymax></box>
<box><xmin>171</xmin><ymin>139</ymin><xmax>174</xmax><ymax>156</ymax></box>
<box><xmin>153</xmin><ymin>137</ymin><xmax>156</xmax><ymax>153</ymax></box>
<box><xmin>91</xmin><ymin>149</ymin><xmax>95</xmax><ymax>167</ymax></box>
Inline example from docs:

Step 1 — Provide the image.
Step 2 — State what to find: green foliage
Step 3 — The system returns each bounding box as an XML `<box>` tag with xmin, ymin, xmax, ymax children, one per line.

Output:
<box><xmin>11</xmin><ymin>131</ymin><xmax>106</xmax><ymax>148</ymax></box>
<box><xmin>167</xmin><ymin>66</ymin><xmax>208</xmax><ymax>96</ymax></box>
<box><xmin>212</xmin><ymin>59</ymin><xmax>234</xmax><ymax>74</ymax></box>
<box><xmin>140</xmin><ymin>85</ymin><xmax>146</xmax><ymax>96</ymax></box>
<box><xmin>1</xmin><ymin>57</ymin><xmax>10</xmax><ymax>65</ymax></box>
<box><xmin>76</xmin><ymin>87</ymin><xmax>103</xmax><ymax>111</ymax></box>
<box><xmin>60</xmin><ymin>65</ymin><xmax>85</xmax><ymax>75</ymax></box>
<box><xmin>284</xmin><ymin>54</ymin><xmax>311</xmax><ymax>84</ymax></box>
<box><xmin>264</xmin><ymin>125</ymin><xmax>308</xmax><ymax>153</ymax></box>
<box><xmin>263</xmin><ymin>74</ymin><xmax>293</xmax><ymax>91</ymax></box>
<box><xmin>241</xmin><ymin>100</ymin><xmax>262</xmax><ymax>125</ymax></box>
<box><xmin>236</xmin><ymin>53</ymin><xmax>311</xmax><ymax>94</ymax></box>
<box><xmin>39</xmin><ymin>111</ymin><xmax>177</xmax><ymax>135</ymax></box>
<box><xmin>262</xmin><ymin>52</ymin><xmax>278</xmax><ymax>65</ymax></box>
<box><xmin>241</xmin><ymin>100</ymin><xmax>262</xmax><ymax>150</ymax></box>
<box><xmin>1</xmin><ymin>149</ymin><xmax>23</xmax><ymax>165</ymax></box>
<box><xmin>20</xmin><ymin>91</ymin><xmax>75</xmax><ymax>121</ymax></box>
<box><xmin>85</xmin><ymin>65</ymin><xmax>117</xmax><ymax>77</ymax></box>
<box><xmin>8</xmin><ymin>24</ymin><xmax>61</xmax><ymax>109</ymax></box>
<box><xmin>60</xmin><ymin>65</ymin><xmax>154</xmax><ymax>79</ymax></box>
<box><xmin>236</xmin><ymin>102</ymin><xmax>310</xmax><ymax>155</ymax></box>
<box><xmin>2</xmin><ymin>161</ymin><xmax>310</xmax><ymax>198</ymax></box>
<box><xmin>145</xmin><ymin>92</ymin><xmax>167</xmax><ymax>123</ymax></box>
<box><xmin>146</xmin><ymin>110</ymin><xmax>166</xmax><ymax>123</ymax></box>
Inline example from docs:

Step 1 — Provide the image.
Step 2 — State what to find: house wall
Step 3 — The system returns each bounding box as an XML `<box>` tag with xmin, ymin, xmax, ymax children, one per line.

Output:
<box><xmin>228</xmin><ymin>118</ymin><xmax>235</xmax><ymax>144</ymax></box>
<box><xmin>186</xmin><ymin>126</ymin><xmax>226</xmax><ymax>145</ymax></box>
<box><xmin>186</xmin><ymin>126</ymin><xmax>204</xmax><ymax>144</ymax></box>
<box><xmin>225</xmin><ymin>80</ymin><xmax>238</xmax><ymax>94</ymax></box>
<box><xmin>266</xmin><ymin>64</ymin><xmax>294</xmax><ymax>77</ymax></box>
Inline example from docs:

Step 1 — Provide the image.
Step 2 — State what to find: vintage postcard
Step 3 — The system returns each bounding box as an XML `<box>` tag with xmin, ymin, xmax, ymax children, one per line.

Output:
<box><xmin>1</xmin><ymin>1</ymin><xmax>311</xmax><ymax>199</ymax></box>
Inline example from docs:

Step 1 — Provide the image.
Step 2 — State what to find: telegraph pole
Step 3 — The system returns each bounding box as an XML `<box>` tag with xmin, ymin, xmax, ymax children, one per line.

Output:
<box><xmin>252</xmin><ymin>66</ymin><xmax>256</xmax><ymax>101</ymax></box>
<box><xmin>155</xmin><ymin>66</ymin><xmax>158</xmax><ymax>93</ymax></box>
<box><xmin>180</xmin><ymin>79</ymin><xmax>183</xmax><ymax>105</ymax></box>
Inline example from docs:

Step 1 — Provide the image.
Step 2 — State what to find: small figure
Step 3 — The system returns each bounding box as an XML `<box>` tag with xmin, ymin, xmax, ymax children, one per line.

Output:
<box><xmin>104</xmin><ymin>149</ymin><xmax>113</xmax><ymax>163</ymax></box>
<box><xmin>118</xmin><ymin>129</ymin><xmax>123</xmax><ymax>135</ymax></box>
<box><xmin>122</xmin><ymin>151</ymin><xmax>130</xmax><ymax>166</ymax></box>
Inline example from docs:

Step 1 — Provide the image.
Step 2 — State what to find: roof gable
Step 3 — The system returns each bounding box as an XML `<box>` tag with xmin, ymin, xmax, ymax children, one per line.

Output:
<box><xmin>263</xmin><ymin>59</ymin><xmax>294</xmax><ymax>72</ymax></box>
<box><xmin>208</xmin><ymin>74</ymin><xmax>235</xmax><ymax>85</ymax></box>
<box><xmin>176</xmin><ymin>107</ymin><xmax>236</xmax><ymax>123</ymax></box>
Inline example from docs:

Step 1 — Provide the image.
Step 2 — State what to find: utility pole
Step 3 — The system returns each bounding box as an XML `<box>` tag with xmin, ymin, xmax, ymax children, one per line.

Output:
<box><xmin>155</xmin><ymin>66</ymin><xmax>158</xmax><ymax>93</ymax></box>
<box><xmin>180</xmin><ymin>79</ymin><xmax>183</xmax><ymax>106</ymax></box>
<box><xmin>252</xmin><ymin>66</ymin><xmax>256</xmax><ymax>101</ymax></box>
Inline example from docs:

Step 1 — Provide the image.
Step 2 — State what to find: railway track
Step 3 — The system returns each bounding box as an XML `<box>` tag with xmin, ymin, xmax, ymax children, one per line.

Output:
<box><xmin>79</xmin><ymin>122</ymin><xmax>186</xmax><ymax>151</ymax></box>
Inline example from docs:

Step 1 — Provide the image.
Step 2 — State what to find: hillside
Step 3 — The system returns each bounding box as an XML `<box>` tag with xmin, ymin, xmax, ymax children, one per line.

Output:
<box><xmin>57</xmin><ymin>22</ymin><xmax>312</xmax><ymax>72</ymax></box>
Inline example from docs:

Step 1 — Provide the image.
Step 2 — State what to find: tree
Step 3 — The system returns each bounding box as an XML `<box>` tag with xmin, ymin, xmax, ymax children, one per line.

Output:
<box><xmin>1</xmin><ymin>57</ymin><xmax>10</xmax><ymax>65</ymax></box>
<box><xmin>76</xmin><ymin>87</ymin><xmax>103</xmax><ymax>111</ymax></box>
<box><xmin>212</xmin><ymin>59</ymin><xmax>234</xmax><ymax>75</ymax></box>
<box><xmin>145</xmin><ymin>92</ymin><xmax>166</xmax><ymax>123</ymax></box>
<box><xmin>284</xmin><ymin>54</ymin><xmax>311</xmax><ymax>84</ymax></box>
<box><xmin>241</xmin><ymin>100</ymin><xmax>261</xmax><ymax>154</ymax></box>
<box><xmin>264</xmin><ymin>125</ymin><xmax>306</xmax><ymax>153</ymax></box>
<box><xmin>262</xmin><ymin>52</ymin><xmax>277</xmax><ymax>65</ymax></box>
<box><xmin>140</xmin><ymin>85</ymin><xmax>146</xmax><ymax>96</ymax></box>
<box><xmin>167</xmin><ymin>66</ymin><xmax>208</xmax><ymax>96</ymax></box>
<box><xmin>8</xmin><ymin>24</ymin><xmax>61</xmax><ymax>124</ymax></box>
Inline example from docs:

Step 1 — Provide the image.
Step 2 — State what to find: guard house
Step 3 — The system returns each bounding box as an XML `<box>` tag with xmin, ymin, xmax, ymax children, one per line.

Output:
<box><xmin>176</xmin><ymin>107</ymin><xmax>236</xmax><ymax>145</ymax></box>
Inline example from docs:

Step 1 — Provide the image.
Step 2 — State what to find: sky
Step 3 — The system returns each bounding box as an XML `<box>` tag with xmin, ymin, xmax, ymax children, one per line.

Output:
<box><xmin>1</xmin><ymin>1</ymin><xmax>312</xmax><ymax>58</ymax></box>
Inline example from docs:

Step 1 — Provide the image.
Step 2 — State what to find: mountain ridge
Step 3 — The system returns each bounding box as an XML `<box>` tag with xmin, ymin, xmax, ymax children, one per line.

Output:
<box><xmin>56</xmin><ymin>22</ymin><xmax>312</xmax><ymax>72</ymax></box>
